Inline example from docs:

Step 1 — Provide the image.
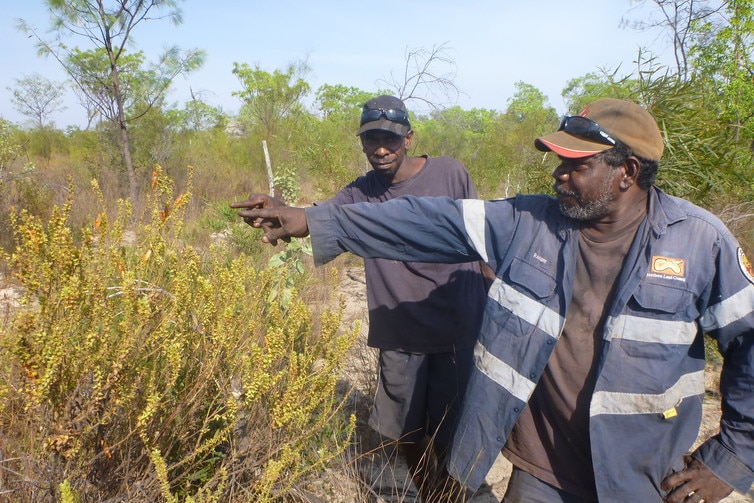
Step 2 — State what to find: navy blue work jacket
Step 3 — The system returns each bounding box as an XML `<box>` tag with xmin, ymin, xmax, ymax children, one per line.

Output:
<box><xmin>306</xmin><ymin>187</ymin><xmax>754</xmax><ymax>501</ymax></box>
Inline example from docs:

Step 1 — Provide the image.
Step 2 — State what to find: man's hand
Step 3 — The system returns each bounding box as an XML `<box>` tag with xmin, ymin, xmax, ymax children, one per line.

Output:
<box><xmin>230</xmin><ymin>197</ymin><xmax>309</xmax><ymax>246</ymax></box>
<box><xmin>661</xmin><ymin>456</ymin><xmax>733</xmax><ymax>503</ymax></box>
<box><xmin>231</xmin><ymin>194</ymin><xmax>285</xmax><ymax>231</ymax></box>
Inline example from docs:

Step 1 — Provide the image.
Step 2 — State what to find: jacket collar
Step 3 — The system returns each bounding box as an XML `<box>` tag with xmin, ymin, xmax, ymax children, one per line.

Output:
<box><xmin>646</xmin><ymin>186</ymin><xmax>687</xmax><ymax>236</ymax></box>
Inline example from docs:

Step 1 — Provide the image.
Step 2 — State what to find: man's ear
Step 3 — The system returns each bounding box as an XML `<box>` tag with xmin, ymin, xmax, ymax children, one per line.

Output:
<box><xmin>404</xmin><ymin>130</ymin><xmax>414</xmax><ymax>149</ymax></box>
<box><xmin>621</xmin><ymin>156</ymin><xmax>642</xmax><ymax>190</ymax></box>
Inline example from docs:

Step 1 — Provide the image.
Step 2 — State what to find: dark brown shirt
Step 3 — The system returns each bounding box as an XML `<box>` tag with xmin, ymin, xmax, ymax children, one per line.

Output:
<box><xmin>503</xmin><ymin>211</ymin><xmax>645</xmax><ymax>500</ymax></box>
<box><xmin>321</xmin><ymin>156</ymin><xmax>487</xmax><ymax>353</ymax></box>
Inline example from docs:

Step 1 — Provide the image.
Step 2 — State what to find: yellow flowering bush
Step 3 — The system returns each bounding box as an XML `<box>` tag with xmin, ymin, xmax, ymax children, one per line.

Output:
<box><xmin>0</xmin><ymin>167</ymin><xmax>357</xmax><ymax>502</ymax></box>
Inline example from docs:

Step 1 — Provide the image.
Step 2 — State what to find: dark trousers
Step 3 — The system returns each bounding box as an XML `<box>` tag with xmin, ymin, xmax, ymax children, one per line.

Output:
<box><xmin>502</xmin><ymin>467</ymin><xmax>596</xmax><ymax>503</ymax></box>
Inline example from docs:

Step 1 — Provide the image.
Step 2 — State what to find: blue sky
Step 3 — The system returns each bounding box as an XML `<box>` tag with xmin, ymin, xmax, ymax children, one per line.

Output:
<box><xmin>0</xmin><ymin>0</ymin><xmax>675</xmax><ymax>128</ymax></box>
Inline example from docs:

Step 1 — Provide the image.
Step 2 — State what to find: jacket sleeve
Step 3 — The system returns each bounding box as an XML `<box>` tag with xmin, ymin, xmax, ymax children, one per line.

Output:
<box><xmin>694</xmin><ymin>232</ymin><xmax>754</xmax><ymax>493</ymax></box>
<box><xmin>305</xmin><ymin>195</ymin><xmax>485</xmax><ymax>266</ymax></box>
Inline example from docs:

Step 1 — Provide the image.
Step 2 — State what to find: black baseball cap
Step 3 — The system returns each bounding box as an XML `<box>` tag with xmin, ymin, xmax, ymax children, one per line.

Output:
<box><xmin>357</xmin><ymin>95</ymin><xmax>411</xmax><ymax>136</ymax></box>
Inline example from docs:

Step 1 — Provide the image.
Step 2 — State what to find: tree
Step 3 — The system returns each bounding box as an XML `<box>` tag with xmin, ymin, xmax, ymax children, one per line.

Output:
<box><xmin>496</xmin><ymin>83</ymin><xmax>559</xmax><ymax>195</ymax></box>
<box><xmin>170</xmin><ymin>89</ymin><xmax>226</xmax><ymax>132</ymax></box>
<box><xmin>506</xmin><ymin>82</ymin><xmax>556</xmax><ymax>125</ymax></box>
<box><xmin>626</xmin><ymin>0</ymin><xmax>754</xmax><ymax>202</ymax></box>
<box><xmin>19</xmin><ymin>0</ymin><xmax>205</xmax><ymax>206</ymax></box>
<box><xmin>232</xmin><ymin>61</ymin><xmax>311</xmax><ymax>140</ymax></box>
<box><xmin>624</xmin><ymin>0</ymin><xmax>726</xmax><ymax>81</ymax></box>
<box><xmin>414</xmin><ymin>106</ymin><xmax>497</xmax><ymax>165</ymax></box>
<box><xmin>314</xmin><ymin>84</ymin><xmax>373</xmax><ymax>120</ymax></box>
<box><xmin>377</xmin><ymin>42</ymin><xmax>460</xmax><ymax>111</ymax></box>
<box><xmin>688</xmin><ymin>0</ymin><xmax>754</xmax><ymax>143</ymax></box>
<box><xmin>9</xmin><ymin>73</ymin><xmax>67</xmax><ymax>129</ymax></box>
<box><xmin>561</xmin><ymin>68</ymin><xmax>645</xmax><ymax>114</ymax></box>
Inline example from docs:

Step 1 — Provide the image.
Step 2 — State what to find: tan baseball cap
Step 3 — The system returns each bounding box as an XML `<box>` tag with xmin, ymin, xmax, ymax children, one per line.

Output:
<box><xmin>535</xmin><ymin>98</ymin><xmax>664</xmax><ymax>161</ymax></box>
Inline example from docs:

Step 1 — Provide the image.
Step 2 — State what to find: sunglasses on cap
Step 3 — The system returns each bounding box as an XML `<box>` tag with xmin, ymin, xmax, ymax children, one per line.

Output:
<box><xmin>559</xmin><ymin>115</ymin><xmax>622</xmax><ymax>147</ymax></box>
<box><xmin>360</xmin><ymin>108</ymin><xmax>411</xmax><ymax>127</ymax></box>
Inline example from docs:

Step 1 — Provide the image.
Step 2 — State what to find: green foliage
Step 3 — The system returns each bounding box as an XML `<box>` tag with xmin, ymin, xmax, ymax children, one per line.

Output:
<box><xmin>296</xmin><ymin>87</ymin><xmax>366</xmax><ymax>197</ymax></box>
<box><xmin>561</xmin><ymin>68</ymin><xmax>642</xmax><ymax>113</ymax></box>
<box><xmin>557</xmin><ymin>55</ymin><xmax>754</xmax><ymax>205</ymax></box>
<box><xmin>166</xmin><ymin>100</ymin><xmax>227</xmax><ymax>132</ymax></box>
<box><xmin>24</xmin><ymin>125</ymin><xmax>70</xmax><ymax>161</ymax></box>
<box><xmin>0</xmin><ymin>168</ymin><xmax>357</xmax><ymax>502</ymax></box>
<box><xmin>273</xmin><ymin>164</ymin><xmax>302</xmax><ymax>205</ymax></box>
<box><xmin>689</xmin><ymin>0</ymin><xmax>754</xmax><ymax>142</ymax></box>
<box><xmin>59</xmin><ymin>479</ymin><xmax>78</xmax><ymax>503</ymax></box>
<box><xmin>20</xmin><ymin>0</ymin><xmax>206</xmax><ymax>204</ymax></box>
<box><xmin>314</xmin><ymin>84</ymin><xmax>373</xmax><ymax>119</ymax></box>
<box><xmin>232</xmin><ymin>61</ymin><xmax>311</xmax><ymax>138</ymax></box>
<box><xmin>644</xmin><ymin>75</ymin><xmax>740</xmax><ymax>200</ymax></box>
<box><xmin>413</xmin><ymin>85</ymin><xmax>559</xmax><ymax>199</ymax></box>
<box><xmin>9</xmin><ymin>73</ymin><xmax>67</xmax><ymax>129</ymax></box>
<box><xmin>299</xmin><ymin>137</ymin><xmax>362</xmax><ymax>198</ymax></box>
<box><xmin>506</xmin><ymin>82</ymin><xmax>556</xmax><ymax>123</ymax></box>
<box><xmin>415</xmin><ymin>106</ymin><xmax>498</xmax><ymax>197</ymax></box>
<box><xmin>414</xmin><ymin>106</ymin><xmax>496</xmax><ymax>159</ymax></box>
<box><xmin>0</xmin><ymin>121</ymin><xmax>60</xmax><ymax>251</ymax></box>
<box><xmin>267</xmin><ymin>238</ymin><xmax>314</xmax><ymax>308</ymax></box>
<box><xmin>0</xmin><ymin>119</ymin><xmax>29</xmax><ymax>171</ymax></box>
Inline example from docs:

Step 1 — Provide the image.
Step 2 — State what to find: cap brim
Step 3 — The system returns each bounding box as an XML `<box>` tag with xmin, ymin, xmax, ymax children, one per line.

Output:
<box><xmin>534</xmin><ymin>131</ymin><xmax>612</xmax><ymax>158</ymax></box>
<box><xmin>357</xmin><ymin>118</ymin><xmax>410</xmax><ymax>136</ymax></box>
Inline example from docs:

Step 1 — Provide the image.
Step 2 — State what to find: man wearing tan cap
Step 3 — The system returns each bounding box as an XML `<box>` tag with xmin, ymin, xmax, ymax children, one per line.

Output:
<box><xmin>235</xmin><ymin>98</ymin><xmax>754</xmax><ymax>502</ymax></box>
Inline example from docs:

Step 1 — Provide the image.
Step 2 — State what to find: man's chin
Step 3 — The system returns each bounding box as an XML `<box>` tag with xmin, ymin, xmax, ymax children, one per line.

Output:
<box><xmin>558</xmin><ymin>202</ymin><xmax>588</xmax><ymax>221</ymax></box>
<box><xmin>372</xmin><ymin>165</ymin><xmax>398</xmax><ymax>178</ymax></box>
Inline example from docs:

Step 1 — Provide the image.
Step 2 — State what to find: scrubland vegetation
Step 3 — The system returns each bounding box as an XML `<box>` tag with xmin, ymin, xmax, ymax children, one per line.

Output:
<box><xmin>1</xmin><ymin>1</ymin><xmax>753</xmax><ymax>501</ymax></box>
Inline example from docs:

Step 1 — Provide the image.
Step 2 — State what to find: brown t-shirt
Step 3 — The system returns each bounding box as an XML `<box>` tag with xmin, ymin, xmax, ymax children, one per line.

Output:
<box><xmin>503</xmin><ymin>212</ymin><xmax>645</xmax><ymax>500</ymax></box>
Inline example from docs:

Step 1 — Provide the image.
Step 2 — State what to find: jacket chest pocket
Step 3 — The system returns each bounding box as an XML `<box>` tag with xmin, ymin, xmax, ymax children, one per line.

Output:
<box><xmin>618</xmin><ymin>281</ymin><xmax>699</xmax><ymax>360</ymax></box>
<box><xmin>485</xmin><ymin>257</ymin><xmax>559</xmax><ymax>340</ymax></box>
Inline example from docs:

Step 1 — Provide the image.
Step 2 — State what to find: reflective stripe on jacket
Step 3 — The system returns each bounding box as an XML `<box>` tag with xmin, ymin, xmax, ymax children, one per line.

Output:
<box><xmin>306</xmin><ymin>187</ymin><xmax>754</xmax><ymax>501</ymax></box>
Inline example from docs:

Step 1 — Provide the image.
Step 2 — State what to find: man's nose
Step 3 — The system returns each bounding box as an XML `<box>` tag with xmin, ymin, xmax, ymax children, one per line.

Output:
<box><xmin>552</xmin><ymin>164</ymin><xmax>569</xmax><ymax>181</ymax></box>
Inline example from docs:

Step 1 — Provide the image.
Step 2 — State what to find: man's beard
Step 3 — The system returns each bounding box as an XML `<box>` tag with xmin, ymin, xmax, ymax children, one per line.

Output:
<box><xmin>555</xmin><ymin>170</ymin><xmax>616</xmax><ymax>221</ymax></box>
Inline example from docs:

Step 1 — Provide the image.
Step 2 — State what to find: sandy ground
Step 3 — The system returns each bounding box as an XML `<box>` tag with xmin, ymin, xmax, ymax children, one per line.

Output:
<box><xmin>336</xmin><ymin>266</ymin><xmax>754</xmax><ymax>503</ymax></box>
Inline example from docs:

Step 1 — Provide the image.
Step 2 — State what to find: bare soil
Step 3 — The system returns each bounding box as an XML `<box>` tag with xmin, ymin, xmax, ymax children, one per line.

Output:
<box><xmin>335</xmin><ymin>266</ymin><xmax>754</xmax><ymax>502</ymax></box>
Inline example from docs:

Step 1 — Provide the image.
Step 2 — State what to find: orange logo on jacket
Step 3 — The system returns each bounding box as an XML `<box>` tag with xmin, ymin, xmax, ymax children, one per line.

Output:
<box><xmin>739</xmin><ymin>248</ymin><xmax>754</xmax><ymax>284</ymax></box>
<box><xmin>651</xmin><ymin>256</ymin><xmax>685</xmax><ymax>277</ymax></box>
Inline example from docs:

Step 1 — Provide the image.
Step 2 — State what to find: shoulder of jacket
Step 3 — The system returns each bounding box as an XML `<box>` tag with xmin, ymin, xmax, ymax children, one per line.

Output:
<box><xmin>660</xmin><ymin>191</ymin><xmax>729</xmax><ymax>234</ymax></box>
<box><xmin>512</xmin><ymin>193</ymin><xmax>559</xmax><ymax>213</ymax></box>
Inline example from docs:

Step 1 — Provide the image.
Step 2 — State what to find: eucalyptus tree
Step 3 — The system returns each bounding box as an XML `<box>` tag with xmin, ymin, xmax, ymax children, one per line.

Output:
<box><xmin>19</xmin><ymin>0</ymin><xmax>205</xmax><ymax>206</ymax></box>
<box><xmin>231</xmin><ymin>61</ymin><xmax>311</xmax><ymax>141</ymax></box>
<box><xmin>231</xmin><ymin>61</ymin><xmax>312</xmax><ymax>191</ymax></box>
<box><xmin>9</xmin><ymin>73</ymin><xmax>67</xmax><ymax>129</ymax></box>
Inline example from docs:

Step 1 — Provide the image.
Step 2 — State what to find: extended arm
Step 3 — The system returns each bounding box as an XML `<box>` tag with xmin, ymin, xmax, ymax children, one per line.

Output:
<box><xmin>240</xmin><ymin>195</ymin><xmax>487</xmax><ymax>266</ymax></box>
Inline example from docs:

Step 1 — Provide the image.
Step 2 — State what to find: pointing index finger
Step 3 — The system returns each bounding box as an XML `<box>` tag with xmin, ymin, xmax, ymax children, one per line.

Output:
<box><xmin>230</xmin><ymin>199</ymin><xmax>257</xmax><ymax>209</ymax></box>
<box><xmin>237</xmin><ymin>208</ymin><xmax>274</xmax><ymax>218</ymax></box>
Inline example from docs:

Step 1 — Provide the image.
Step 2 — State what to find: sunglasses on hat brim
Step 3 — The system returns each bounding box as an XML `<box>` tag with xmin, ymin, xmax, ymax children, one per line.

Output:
<box><xmin>360</xmin><ymin>108</ymin><xmax>410</xmax><ymax>127</ymax></box>
<box><xmin>559</xmin><ymin>115</ymin><xmax>623</xmax><ymax>147</ymax></box>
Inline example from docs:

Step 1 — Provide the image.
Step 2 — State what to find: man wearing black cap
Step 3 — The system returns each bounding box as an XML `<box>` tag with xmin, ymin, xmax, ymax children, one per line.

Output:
<box><xmin>235</xmin><ymin>97</ymin><xmax>754</xmax><ymax>502</ymax></box>
<box><xmin>233</xmin><ymin>95</ymin><xmax>488</xmax><ymax>501</ymax></box>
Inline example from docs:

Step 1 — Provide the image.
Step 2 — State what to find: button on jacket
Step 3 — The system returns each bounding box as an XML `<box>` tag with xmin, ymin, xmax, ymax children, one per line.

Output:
<box><xmin>305</xmin><ymin>187</ymin><xmax>754</xmax><ymax>501</ymax></box>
